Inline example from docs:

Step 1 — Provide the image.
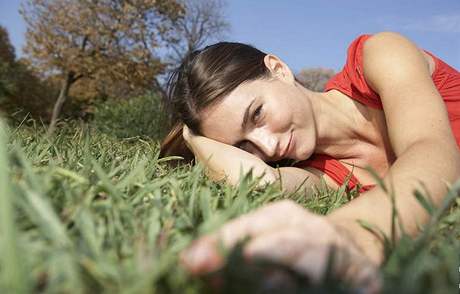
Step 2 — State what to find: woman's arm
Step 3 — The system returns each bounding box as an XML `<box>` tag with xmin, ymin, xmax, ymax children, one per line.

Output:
<box><xmin>327</xmin><ymin>32</ymin><xmax>460</xmax><ymax>264</ymax></box>
<box><xmin>328</xmin><ymin>140</ymin><xmax>460</xmax><ymax>264</ymax></box>
<box><xmin>183</xmin><ymin>126</ymin><xmax>325</xmax><ymax>194</ymax></box>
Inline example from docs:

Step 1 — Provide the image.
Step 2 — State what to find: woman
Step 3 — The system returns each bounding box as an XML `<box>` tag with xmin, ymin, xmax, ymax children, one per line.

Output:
<box><xmin>160</xmin><ymin>31</ymin><xmax>460</xmax><ymax>291</ymax></box>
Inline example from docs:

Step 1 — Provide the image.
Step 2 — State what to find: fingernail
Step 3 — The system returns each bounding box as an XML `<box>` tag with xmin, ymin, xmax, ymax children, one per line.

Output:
<box><xmin>189</xmin><ymin>245</ymin><xmax>210</xmax><ymax>265</ymax></box>
<box><xmin>182</xmin><ymin>242</ymin><xmax>219</xmax><ymax>274</ymax></box>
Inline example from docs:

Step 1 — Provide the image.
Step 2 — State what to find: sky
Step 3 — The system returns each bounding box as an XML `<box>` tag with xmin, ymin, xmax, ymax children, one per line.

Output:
<box><xmin>1</xmin><ymin>0</ymin><xmax>459</xmax><ymax>73</ymax></box>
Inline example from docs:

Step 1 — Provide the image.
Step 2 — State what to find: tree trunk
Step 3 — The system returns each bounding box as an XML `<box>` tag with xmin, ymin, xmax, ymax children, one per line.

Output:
<box><xmin>47</xmin><ymin>71</ymin><xmax>74</xmax><ymax>136</ymax></box>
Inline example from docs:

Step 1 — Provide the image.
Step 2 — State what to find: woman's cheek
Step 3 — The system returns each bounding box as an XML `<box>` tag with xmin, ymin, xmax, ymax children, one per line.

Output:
<box><xmin>274</xmin><ymin>102</ymin><xmax>293</xmax><ymax>131</ymax></box>
<box><xmin>263</xmin><ymin>107</ymin><xmax>279</xmax><ymax>132</ymax></box>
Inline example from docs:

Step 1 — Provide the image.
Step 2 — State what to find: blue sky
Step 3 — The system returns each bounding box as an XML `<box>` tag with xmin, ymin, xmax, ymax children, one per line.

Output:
<box><xmin>1</xmin><ymin>0</ymin><xmax>459</xmax><ymax>73</ymax></box>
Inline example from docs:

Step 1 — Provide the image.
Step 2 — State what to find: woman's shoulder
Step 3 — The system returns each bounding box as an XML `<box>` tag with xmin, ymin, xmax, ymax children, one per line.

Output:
<box><xmin>359</xmin><ymin>31</ymin><xmax>440</xmax><ymax>97</ymax></box>
<box><xmin>362</xmin><ymin>32</ymin><xmax>442</xmax><ymax>79</ymax></box>
<box><xmin>348</xmin><ymin>32</ymin><xmax>434</xmax><ymax>76</ymax></box>
<box><xmin>325</xmin><ymin>32</ymin><xmax>437</xmax><ymax>109</ymax></box>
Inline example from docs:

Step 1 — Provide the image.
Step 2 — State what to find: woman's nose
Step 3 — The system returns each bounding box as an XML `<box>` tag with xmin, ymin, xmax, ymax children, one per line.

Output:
<box><xmin>247</xmin><ymin>128</ymin><xmax>278</xmax><ymax>158</ymax></box>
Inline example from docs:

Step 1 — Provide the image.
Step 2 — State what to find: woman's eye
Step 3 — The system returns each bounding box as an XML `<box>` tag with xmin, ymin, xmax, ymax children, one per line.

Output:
<box><xmin>252</xmin><ymin>105</ymin><xmax>263</xmax><ymax>123</ymax></box>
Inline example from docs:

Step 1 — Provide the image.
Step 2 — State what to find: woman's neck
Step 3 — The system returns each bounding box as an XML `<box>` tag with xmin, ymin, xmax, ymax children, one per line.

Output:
<box><xmin>303</xmin><ymin>87</ymin><xmax>374</xmax><ymax>160</ymax></box>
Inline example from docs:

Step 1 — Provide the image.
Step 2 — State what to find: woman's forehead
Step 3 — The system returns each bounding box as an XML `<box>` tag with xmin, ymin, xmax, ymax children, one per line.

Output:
<box><xmin>199</xmin><ymin>84</ymin><xmax>255</xmax><ymax>143</ymax></box>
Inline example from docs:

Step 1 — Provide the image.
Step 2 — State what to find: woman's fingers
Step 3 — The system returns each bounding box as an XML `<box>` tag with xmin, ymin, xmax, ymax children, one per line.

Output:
<box><xmin>203</xmin><ymin>200</ymin><xmax>317</xmax><ymax>249</ymax></box>
<box><xmin>346</xmin><ymin>261</ymin><xmax>382</xmax><ymax>294</ymax></box>
<box><xmin>180</xmin><ymin>235</ymin><xmax>224</xmax><ymax>275</ymax></box>
<box><xmin>217</xmin><ymin>200</ymin><xmax>320</xmax><ymax>248</ymax></box>
<box><xmin>244</xmin><ymin>228</ymin><xmax>382</xmax><ymax>293</ymax></box>
<box><xmin>244</xmin><ymin>228</ymin><xmax>328</xmax><ymax>283</ymax></box>
<box><xmin>181</xmin><ymin>200</ymin><xmax>329</xmax><ymax>274</ymax></box>
<box><xmin>182</xmin><ymin>124</ymin><xmax>192</xmax><ymax>141</ymax></box>
<box><xmin>180</xmin><ymin>198</ymin><xmax>382</xmax><ymax>293</ymax></box>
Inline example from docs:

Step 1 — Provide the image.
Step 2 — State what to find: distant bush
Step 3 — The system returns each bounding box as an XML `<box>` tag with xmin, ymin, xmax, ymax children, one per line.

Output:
<box><xmin>295</xmin><ymin>67</ymin><xmax>336</xmax><ymax>92</ymax></box>
<box><xmin>0</xmin><ymin>26</ymin><xmax>56</xmax><ymax>121</ymax></box>
<box><xmin>92</xmin><ymin>93</ymin><xmax>169</xmax><ymax>140</ymax></box>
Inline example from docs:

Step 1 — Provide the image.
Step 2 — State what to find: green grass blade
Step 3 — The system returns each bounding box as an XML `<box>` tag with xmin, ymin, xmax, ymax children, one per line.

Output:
<box><xmin>0</xmin><ymin>121</ymin><xmax>29</xmax><ymax>293</ymax></box>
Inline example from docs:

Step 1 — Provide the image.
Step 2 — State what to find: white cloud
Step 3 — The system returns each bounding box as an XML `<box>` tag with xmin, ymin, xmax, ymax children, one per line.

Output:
<box><xmin>402</xmin><ymin>13</ymin><xmax>460</xmax><ymax>33</ymax></box>
<box><xmin>376</xmin><ymin>13</ymin><xmax>460</xmax><ymax>33</ymax></box>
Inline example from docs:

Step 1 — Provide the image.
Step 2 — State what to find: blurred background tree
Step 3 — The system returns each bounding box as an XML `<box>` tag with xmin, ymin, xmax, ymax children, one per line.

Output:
<box><xmin>166</xmin><ymin>0</ymin><xmax>230</xmax><ymax>65</ymax></box>
<box><xmin>20</xmin><ymin>0</ymin><xmax>184</xmax><ymax>134</ymax></box>
<box><xmin>17</xmin><ymin>0</ymin><xmax>230</xmax><ymax>135</ymax></box>
<box><xmin>0</xmin><ymin>25</ymin><xmax>55</xmax><ymax>120</ymax></box>
<box><xmin>3</xmin><ymin>0</ymin><xmax>338</xmax><ymax>138</ymax></box>
<box><xmin>0</xmin><ymin>26</ymin><xmax>17</xmax><ymax>99</ymax></box>
<box><xmin>295</xmin><ymin>67</ymin><xmax>336</xmax><ymax>92</ymax></box>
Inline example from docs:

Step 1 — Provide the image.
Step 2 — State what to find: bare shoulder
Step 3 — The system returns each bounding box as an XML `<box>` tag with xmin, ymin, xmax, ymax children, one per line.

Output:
<box><xmin>361</xmin><ymin>31</ymin><xmax>432</xmax><ymax>92</ymax></box>
<box><xmin>360</xmin><ymin>31</ymin><xmax>455</xmax><ymax>157</ymax></box>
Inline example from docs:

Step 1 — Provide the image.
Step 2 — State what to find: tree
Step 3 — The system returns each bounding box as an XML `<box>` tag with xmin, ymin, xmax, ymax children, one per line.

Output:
<box><xmin>166</xmin><ymin>0</ymin><xmax>229</xmax><ymax>65</ymax></box>
<box><xmin>295</xmin><ymin>67</ymin><xmax>336</xmax><ymax>92</ymax></box>
<box><xmin>0</xmin><ymin>26</ymin><xmax>56</xmax><ymax>120</ymax></box>
<box><xmin>20</xmin><ymin>0</ymin><xmax>184</xmax><ymax>134</ymax></box>
<box><xmin>0</xmin><ymin>26</ymin><xmax>17</xmax><ymax>99</ymax></box>
<box><xmin>7</xmin><ymin>59</ymin><xmax>57</xmax><ymax>120</ymax></box>
<box><xmin>156</xmin><ymin>0</ymin><xmax>229</xmax><ymax>122</ymax></box>
<box><xmin>0</xmin><ymin>26</ymin><xmax>15</xmax><ymax>64</ymax></box>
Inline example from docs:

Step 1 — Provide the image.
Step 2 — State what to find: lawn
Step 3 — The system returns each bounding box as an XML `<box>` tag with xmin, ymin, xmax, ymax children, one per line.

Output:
<box><xmin>0</xmin><ymin>120</ymin><xmax>459</xmax><ymax>293</ymax></box>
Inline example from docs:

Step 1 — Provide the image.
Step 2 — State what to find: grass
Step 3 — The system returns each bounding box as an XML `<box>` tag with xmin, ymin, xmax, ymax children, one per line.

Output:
<box><xmin>0</xmin><ymin>120</ymin><xmax>459</xmax><ymax>293</ymax></box>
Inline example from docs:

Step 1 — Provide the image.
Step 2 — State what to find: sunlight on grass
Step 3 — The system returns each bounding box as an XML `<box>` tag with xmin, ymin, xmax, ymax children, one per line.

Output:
<box><xmin>0</xmin><ymin>120</ymin><xmax>458</xmax><ymax>293</ymax></box>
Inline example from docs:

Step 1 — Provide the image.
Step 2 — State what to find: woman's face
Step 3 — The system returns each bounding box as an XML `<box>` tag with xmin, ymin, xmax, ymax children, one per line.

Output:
<box><xmin>199</xmin><ymin>56</ymin><xmax>318</xmax><ymax>162</ymax></box>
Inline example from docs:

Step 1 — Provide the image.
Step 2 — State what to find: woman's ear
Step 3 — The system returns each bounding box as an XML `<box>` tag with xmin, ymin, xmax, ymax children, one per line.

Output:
<box><xmin>263</xmin><ymin>54</ymin><xmax>295</xmax><ymax>84</ymax></box>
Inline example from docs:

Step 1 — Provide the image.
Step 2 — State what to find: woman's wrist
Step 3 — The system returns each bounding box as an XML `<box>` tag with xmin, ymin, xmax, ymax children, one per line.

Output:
<box><xmin>321</xmin><ymin>216</ymin><xmax>384</xmax><ymax>291</ymax></box>
<box><xmin>327</xmin><ymin>215</ymin><xmax>385</xmax><ymax>266</ymax></box>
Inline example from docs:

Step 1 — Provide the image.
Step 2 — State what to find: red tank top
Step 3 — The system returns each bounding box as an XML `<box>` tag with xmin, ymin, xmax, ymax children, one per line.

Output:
<box><xmin>294</xmin><ymin>33</ymin><xmax>460</xmax><ymax>194</ymax></box>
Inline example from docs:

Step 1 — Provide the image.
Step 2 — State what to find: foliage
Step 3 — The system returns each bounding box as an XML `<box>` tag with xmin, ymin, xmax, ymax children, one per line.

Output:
<box><xmin>20</xmin><ymin>0</ymin><xmax>185</xmax><ymax>131</ymax></box>
<box><xmin>0</xmin><ymin>121</ymin><xmax>459</xmax><ymax>293</ymax></box>
<box><xmin>0</xmin><ymin>26</ymin><xmax>56</xmax><ymax>120</ymax></box>
<box><xmin>92</xmin><ymin>94</ymin><xmax>169</xmax><ymax>140</ymax></box>
<box><xmin>21</xmin><ymin>0</ymin><xmax>183</xmax><ymax>88</ymax></box>
<box><xmin>0</xmin><ymin>26</ymin><xmax>16</xmax><ymax>99</ymax></box>
<box><xmin>0</xmin><ymin>26</ymin><xmax>15</xmax><ymax>63</ymax></box>
<box><xmin>0</xmin><ymin>60</ymin><xmax>15</xmax><ymax>100</ymax></box>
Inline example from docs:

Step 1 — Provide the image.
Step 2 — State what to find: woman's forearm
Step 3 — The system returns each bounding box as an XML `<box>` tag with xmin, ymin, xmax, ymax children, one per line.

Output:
<box><xmin>327</xmin><ymin>139</ymin><xmax>460</xmax><ymax>264</ymax></box>
<box><xmin>187</xmin><ymin>135</ymin><xmax>277</xmax><ymax>186</ymax></box>
<box><xmin>185</xmin><ymin>132</ymin><xmax>321</xmax><ymax>194</ymax></box>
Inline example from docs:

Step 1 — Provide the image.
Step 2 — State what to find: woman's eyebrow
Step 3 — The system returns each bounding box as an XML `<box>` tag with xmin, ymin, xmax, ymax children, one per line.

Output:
<box><xmin>241</xmin><ymin>98</ymin><xmax>256</xmax><ymax>131</ymax></box>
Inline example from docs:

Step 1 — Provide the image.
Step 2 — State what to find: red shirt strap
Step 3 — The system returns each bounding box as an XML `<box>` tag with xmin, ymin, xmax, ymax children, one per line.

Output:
<box><xmin>325</xmin><ymin>33</ymin><xmax>383</xmax><ymax>110</ymax></box>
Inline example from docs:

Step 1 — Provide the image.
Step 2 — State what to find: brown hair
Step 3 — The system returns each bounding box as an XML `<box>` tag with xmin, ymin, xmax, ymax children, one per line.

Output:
<box><xmin>160</xmin><ymin>42</ymin><xmax>271</xmax><ymax>163</ymax></box>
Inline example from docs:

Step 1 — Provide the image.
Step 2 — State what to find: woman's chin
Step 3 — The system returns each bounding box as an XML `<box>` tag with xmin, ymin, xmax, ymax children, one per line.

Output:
<box><xmin>297</xmin><ymin>148</ymin><xmax>314</xmax><ymax>161</ymax></box>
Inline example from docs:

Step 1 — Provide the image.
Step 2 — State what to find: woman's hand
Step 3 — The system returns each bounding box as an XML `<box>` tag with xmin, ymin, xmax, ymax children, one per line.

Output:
<box><xmin>182</xmin><ymin>124</ymin><xmax>201</xmax><ymax>163</ymax></box>
<box><xmin>182</xmin><ymin>124</ymin><xmax>195</xmax><ymax>150</ymax></box>
<box><xmin>180</xmin><ymin>200</ymin><xmax>382</xmax><ymax>293</ymax></box>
